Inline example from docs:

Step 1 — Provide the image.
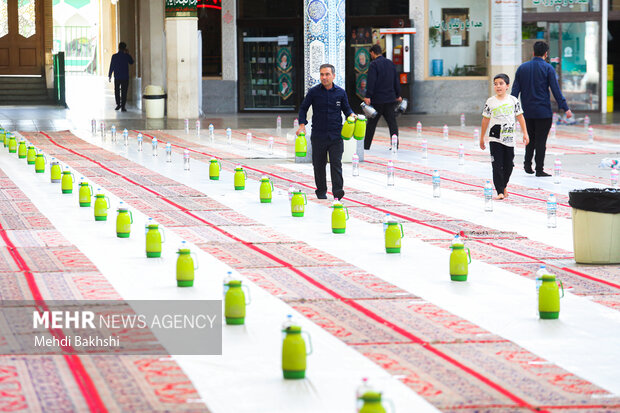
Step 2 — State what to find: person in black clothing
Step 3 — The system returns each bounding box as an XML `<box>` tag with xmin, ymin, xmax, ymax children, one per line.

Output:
<box><xmin>511</xmin><ymin>41</ymin><xmax>572</xmax><ymax>176</ymax></box>
<box><xmin>297</xmin><ymin>64</ymin><xmax>355</xmax><ymax>200</ymax></box>
<box><xmin>108</xmin><ymin>42</ymin><xmax>134</xmax><ymax>112</ymax></box>
<box><xmin>364</xmin><ymin>44</ymin><xmax>402</xmax><ymax>150</ymax></box>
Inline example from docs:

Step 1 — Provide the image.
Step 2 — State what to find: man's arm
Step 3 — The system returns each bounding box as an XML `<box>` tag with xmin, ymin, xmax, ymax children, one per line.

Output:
<box><xmin>341</xmin><ymin>89</ymin><xmax>354</xmax><ymax>117</ymax></box>
<box><xmin>296</xmin><ymin>89</ymin><xmax>313</xmax><ymax>135</ymax></box>
<box><xmin>547</xmin><ymin>65</ymin><xmax>572</xmax><ymax>117</ymax></box>
<box><xmin>127</xmin><ymin>52</ymin><xmax>134</xmax><ymax>65</ymax></box>
<box><xmin>364</xmin><ymin>62</ymin><xmax>377</xmax><ymax>105</ymax></box>
<box><xmin>510</xmin><ymin>67</ymin><xmax>520</xmax><ymax>98</ymax></box>
<box><xmin>392</xmin><ymin>62</ymin><xmax>401</xmax><ymax>100</ymax></box>
<box><xmin>108</xmin><ymin>55</ymin><xmax>115</xmax><ymax>80</ymax></box>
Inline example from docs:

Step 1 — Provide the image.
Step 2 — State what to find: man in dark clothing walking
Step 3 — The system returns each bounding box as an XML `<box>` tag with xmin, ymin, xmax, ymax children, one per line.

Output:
<box><xmin>511</xmin><ymin>41</ymin><xmax>572</xmax><ymax>176</ymax></box>
<box><xmin>108</xmin><ymin>42</ymin><xmax>134</xmax><ymax>112</ymax></box>
<box><xmin>363</xmin><ymin>44</ymin><xmax>402</xmax><ymax>150</ymax></box>
<box><xmin>297</xmin><ymin>64</ymin><xmax>355</xmax><ymax>200</ymax></box>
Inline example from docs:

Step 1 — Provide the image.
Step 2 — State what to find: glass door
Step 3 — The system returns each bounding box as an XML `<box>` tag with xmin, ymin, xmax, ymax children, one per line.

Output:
<box><xmin>558</xmin><ymin>22</ymin><xmax>600</xmax><ymax>111</ymax></box>
<box><xmin>522</xmin><ymin>21</ymin><xmax>600</xmax><ymax>111</ymax></box>
<box><xmin>240</xmin><ymin>29</ymin><xmax>298</xmax><ymax>111</ymax></box>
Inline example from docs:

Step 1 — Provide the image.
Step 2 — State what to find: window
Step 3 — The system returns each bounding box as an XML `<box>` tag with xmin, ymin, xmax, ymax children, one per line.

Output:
<box><xmin>348</xmin><ymin>0</ymin><xmax>408</xmax><ymax>16</ymax></box>
<box><xmin>428</xmin><ymin>0</ymin><xmax>488</xmax><ymax>77</ymax></box>
<box><xmin>523</xmin><ymin>0</ymin><xmax>600</xmax><ymax>13</ymax></box>
<box><xmin>238</xmin><ymin>0</ymin><xmax>302</xmax><ymax>19</ymax></box>
<box><xmin>198</xmin><ymin>0</ymin><xmax>222</xmax><ymax>77</ymax></box>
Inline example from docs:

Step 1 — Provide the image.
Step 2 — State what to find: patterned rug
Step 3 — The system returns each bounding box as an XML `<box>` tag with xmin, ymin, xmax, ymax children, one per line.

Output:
<box><xmin>0</xmin><ymin>165</ymin><xmax>209</xmax><ymax>412</ymax></box>
<box><xmin>16</xmin><ymin>130</ymin><xmax>620</xmax><ymax>412</ymax></box>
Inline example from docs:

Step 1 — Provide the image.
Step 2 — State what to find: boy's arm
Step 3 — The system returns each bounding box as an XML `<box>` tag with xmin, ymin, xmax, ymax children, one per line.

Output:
<box><xmin>479</xmin><ymin>117</ymin><xmax>490</xmax><ymax>150</ymax></box>
<box><xmin>516</xmin><ymin>114</ymin><xmax>529</xmax><ymax>145</ymax></box>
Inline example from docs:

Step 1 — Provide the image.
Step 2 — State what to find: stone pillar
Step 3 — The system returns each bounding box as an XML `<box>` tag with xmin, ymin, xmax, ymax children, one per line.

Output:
<box><xmin>165</xmin><ymin>0</ymin><xmax>199</xmax><ymax>119</ymax></box>
<box><xmin>489</xmin><ymin>1</ymin><xmax>521</xmax><ymax>97</ymax></box>
<box><xmin>303</xmin><ymin>0</ymin><xmax>346</xmax><ymax>93</ymax></box>
<box><xmin>302</xmin><ymin>0</ymin><xmax>355</xmax><ymax>162</ymax></box>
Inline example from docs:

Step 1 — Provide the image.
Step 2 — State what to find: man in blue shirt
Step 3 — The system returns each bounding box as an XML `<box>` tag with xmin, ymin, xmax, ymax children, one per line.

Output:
<box><xmin>364</xmin><ymin>44</ymin><xmax>402</xmax><ymax>150</ymax></box>
<box><xmin>297</xmin><ymin>64</ymin><xmax>354</xmax><ymax>200</ymax></box>
<box><xmin>108</xmin><ymin>42</ymin><xmax>134</xmax><ymax>112</ymax></box>
<box><xmin>511</xmin><ymin>41</ymin><xmax>572</xmax><ymax>176</ymax></box>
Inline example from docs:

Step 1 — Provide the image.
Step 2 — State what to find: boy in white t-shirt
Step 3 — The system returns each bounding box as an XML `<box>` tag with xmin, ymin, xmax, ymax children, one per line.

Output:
<box><xmin>479</xmin><ymin>74</ymin><xmax>529</xmax><ymax>199</ymax></box>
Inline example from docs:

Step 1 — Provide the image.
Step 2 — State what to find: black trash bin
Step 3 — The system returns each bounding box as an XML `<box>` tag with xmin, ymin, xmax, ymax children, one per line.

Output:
<box><xmin>568</xmin><ymin>188</ymin><xmax>620</xmax><ymax>264</ymax></box>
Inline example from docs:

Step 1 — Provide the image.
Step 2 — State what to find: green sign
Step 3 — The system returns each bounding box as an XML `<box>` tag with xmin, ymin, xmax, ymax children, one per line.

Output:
<box><xmin>165</xmin><ymin>0</ymin><xmax>198</xmax><ymax>18</ymax></box>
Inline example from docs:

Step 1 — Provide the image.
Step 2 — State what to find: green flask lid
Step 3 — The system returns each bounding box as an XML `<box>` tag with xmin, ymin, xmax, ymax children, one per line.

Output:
<box><xmin>177</xmin><ymin>248</ymin><xmax>191</xmax><ymax>254</ymax></box>
<box><xmin>285</xmin><ymin>325</ymin><xmax>302</xmax><ymax>334</ymax></box>
<box><xmin>542</xmin><ymin>274</ymin><xmax>556</xmax><ymax>281</ymax></box>
<box><xmin>451</xmin><ymin>243</ymin><xmax>464</xmax><ymax>249</ymax></box>
<box><xmin>361</xmin><ymin>391</ymin><xmax>382</xmax><ymax>402</ymax></box>
<box><xmin>227</xmin><ymin>280</ymin><xmax>242</xmax><ymax>287</ymax></box>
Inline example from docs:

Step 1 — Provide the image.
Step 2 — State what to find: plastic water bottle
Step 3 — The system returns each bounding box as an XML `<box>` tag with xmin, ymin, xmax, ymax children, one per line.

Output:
<box><xmin>352</xmin><ymin>153</ymin><xmax>359</xmax><ymax>176</ymax></box>
<box><xmin>152</xmin><ymin>137</ymin><xmax>158</xmax><ymax>156</ymax></box>
<box><xmin>484</xmin><ymin>180</ymin><xmax>493</xmax><ymax>212</ymax></box>
<box><xmin>293</xmin><ymin>118</ymin><xmax>299</xmax><ymax>130</ymax></box>
<box><xmin>552</xmin><ymin>112</ymin><xmax>559</xmax><ymax>125</ymax></box>
<box><xmin>515</xmin><ymin>121</ymin><xmax>521</xmax><ymax>135</ymax></box>
<box><xmin>432</xmin><ymin>170</ymin><xmax>441</xmax><ymax>197</ymax></box>
<box><xmin>276</xmin><ymin>116</ymin><xmax>282</xmax><ymax>136</ymax></box>
<box><xmin>382</xmin><ymin>213</ymin><xmax>391</xmax><ymax>232</ymax></box>
<box><xmin>184</xmin><ymin>118</ymin><xmax>189</xmax><ymax>133</ymax></box>
<box><xmin>246</xmin><ymin>132</ymin><xmax>252</xmax><ymax>150</ymax></box>
<box><xmin>268</xmin><ymin>136</ymin><xmax>274</xmax><ymax>154</ymax></box>
<box><xmin>473</xmin><ymin>128</ymin><xmax>480</xmax><ymax>145</ymax></box>
<box><xmin>553</xmin><ymin>159</ymin><xmax>562</xmax><ymax>184</ymax></box>
<box><xmin>584</xmin><ymin>115</ymin><xmax>590</xmax><ymax>130</ymax></box>
<box><xmin>460</xmin><ymin>113</ymin><xmax>466</xmax><ymax>128</ymax></box>
<box><xmin>281</xmin><ymin>314</ymin><xmax>296</xmax><ymax>339</ymax></box>
<box><xmin>611</xmin><ymin>169</ymin><xmax>619</xmax><ymax>188</ymax></box>
<box><xmin>416</xmin><ymin>121</ymin><xmax>422</xmax><ymax>137</ymax></box>
<box><xmin>587</xmin><ymin>127</ymin><xmax>594</xmax><ymax>144</ymax></box>
<box><xmin>443</xmin><ymin>124</ymin><xmax>449</xmax><ymax>141</ymax></box>
<box><xmin>387</xmin><ymin>161</ymin><xmax>395</xmax><ymax>186</ymax></box>
<box><xmin>91</xmin><ymin>119</ymin><xmax>96</xmax><ymax>135</ymax></box>
<box><xmin>391</xmin><ymin>135</ymin><xmax>398</xmax><ymax>160</ymax></box>
<box><xmin>110</xmin><ymin>125</ymin><xmax>116</xmax><ymax>142</ymax></box>
<box><xmin>356</xmin><ymin>378</ymin><xmax>373</xmax><ymax>409</ymax></box>
<box><xmin>546</xmin><ymin>194</ymin><xmax>557</xmax><ymax>228</ymax></box>
<box><xmin>288</xmin><ymin>185</ymin><xmax>295</xmax><ymax>201</ymax></box>
<box><xmin>458</xmin><ymin>143</ymin><xmax>464</xmax><ymax>165</ymax></box>
<box><xmin>122</xmin><ymin>128</ymin><xmax>128</xmax><ymax>146</ymax></box>
<box><xmin>195</xmin><ymin>120</ymin><xmax>200</xmax><ymax>136</ymax></box>
<box><xmin>226</xmin><ymin>128</ymin><xmax>232</xmax><ymax>144</ymax></box>
<box><xmin>137</xmin><ymin>133</ymin><xmax>143</xmax><ymax>151</ymax></box>
<box><xmin>183</xmin><ymin>149</ymin><xmax>190</xmax><ymax>170</ymax></box>
<box><xmin>550</xmin><ymin>123</ymin><xmax>556</xmax><ymax>140</ymax></box>
<box><xmin>209</xmin><ymin>124</ymin><xmax>214</xmax><ymax>142</ymax></box>
<box><xmin>421</xmin><ymin>138</ymin><xmax>428</xmax><ymax>159</ymax></box>
<box><xmin>100</xmin><ymin>121</ymin><xmax>105</xmax><ymax>139</ymax></box>
<box><xmin>165</xmin><ymin>142</ymin><xmax>172</xmax><ymax>162</ymax></box>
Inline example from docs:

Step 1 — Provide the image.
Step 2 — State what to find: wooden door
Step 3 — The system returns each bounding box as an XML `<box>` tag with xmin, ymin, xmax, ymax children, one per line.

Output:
<box><xmin>0</xmin><ymin>0</ymin><xmax>43</xmax><ymax>75</ymax></box>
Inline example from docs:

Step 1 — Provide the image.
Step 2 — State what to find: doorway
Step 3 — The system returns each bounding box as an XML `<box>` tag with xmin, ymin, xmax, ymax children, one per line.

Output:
<box><xmin>523</xmin><ymin>20</ymin><xmax>600</xmax><ymax>111</ymax></box>
<box><xmin>0</xmin><ymin>0</ymin><xmax>43</xmax><ymax>75</ymax></box>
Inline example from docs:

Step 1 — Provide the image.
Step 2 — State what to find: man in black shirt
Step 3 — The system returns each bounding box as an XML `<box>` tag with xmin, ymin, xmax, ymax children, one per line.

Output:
<box><xmin>364</xmin><ymin>44</ymin><xmax>402</xmax><ymax>150</ymax></box>
<box><xmin>108</xmin><ymin>42</ymin><xmax>134</xmax><ymax>112</ymax></box>
<box><xmin>297</xmin><ymin>64</ymin><xmax>354</xmax><ymax>200</ymax></box>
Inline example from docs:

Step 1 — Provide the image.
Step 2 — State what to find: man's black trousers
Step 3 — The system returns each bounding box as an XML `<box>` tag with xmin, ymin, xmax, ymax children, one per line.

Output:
<box><xmin>364</xmin><ymin>102</ymin><xmax>399</xmax><ymax>150</ymax></box>
<box><xmin>311</xmin><ymin>137</ymin><xmax>344</xmax><ymax>200</ymax></box>
<box><xmin>114</xmin><ymin>79</ymin><xmax>129</xmax><ymax>108</ymax></box>
<box><xmin>524</xmin><ymin>117</ymin><xmax>552</xmax><ymax>172</ymax></box>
